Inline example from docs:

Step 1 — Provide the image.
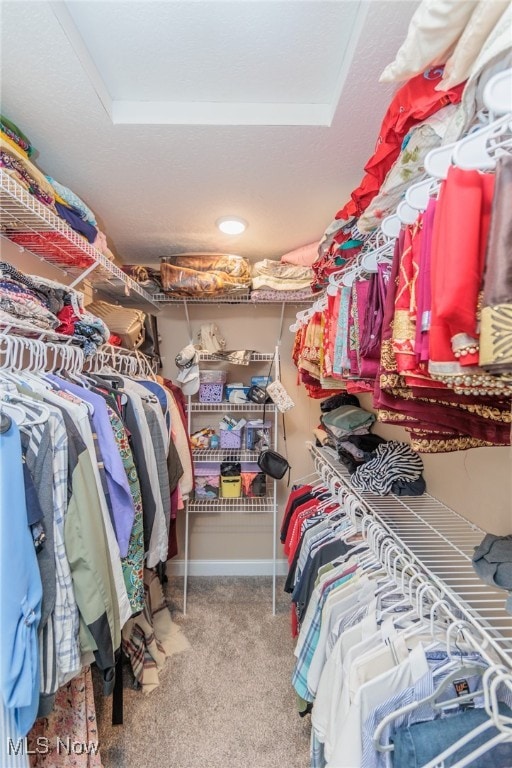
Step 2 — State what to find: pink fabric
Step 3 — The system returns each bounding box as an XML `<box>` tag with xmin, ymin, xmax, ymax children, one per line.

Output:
<box><xmin>280</xmin><ymin>242</ymin><xmax>319</xmax><ymax>267</ymax></box>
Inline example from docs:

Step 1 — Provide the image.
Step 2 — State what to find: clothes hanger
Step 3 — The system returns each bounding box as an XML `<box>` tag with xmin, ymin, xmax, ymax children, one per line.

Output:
<box><xmin>396</xmin><ymin>198</ymin><xmax>419</xmax><ymax>224</ymax></box>
<box><xmin>381</xmin><ymin>214</ymin><xmax>401</xmax><ymax>239</ymax></box>
<box><xmin>405</xmin><ymin>175</ymin><xmax>440</xmax><ymax>211</ymax></box>
<box><xmin>451</xmin><ymin>111</ymin><xmax>512</xmax><ymax>171</ymax></box>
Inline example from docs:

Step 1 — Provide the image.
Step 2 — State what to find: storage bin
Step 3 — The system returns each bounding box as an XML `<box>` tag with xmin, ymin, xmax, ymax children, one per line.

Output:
<box><xmin>245</xmin><ymin>420</ymin><xmax>272</xmax><ymax>451</ymax></box>
<box><xmin>241</xmin><ymin>471</ymin><xmax>267</xmax><ymax>497</ymax></box>
<box><xmin>198</xmin><ymin>370</ymin><xmax>226</xmax><ymax>403</ymax></box>
<box><xmin>225</xmin><ymin>384</ymin><xmax>250</xmax><ymax>402</ymax></box>
<box><xmin>220</xmin><ymin>476</ymin><xmax>242</xmax><ymax>498</ymax></box>
<box><xmin>219</xmin><ymin>427</ymin><xmax>244</xmax><ymax>449</ymax></box>
<box><xmin>194</xmin><ymin>464</ymin><xmax>220</xmax><ymax>498</ymax></box>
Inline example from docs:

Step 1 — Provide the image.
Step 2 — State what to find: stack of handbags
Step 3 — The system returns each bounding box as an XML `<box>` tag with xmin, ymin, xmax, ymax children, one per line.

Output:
<box><xmin>160</xmin><ymin>253</ymin><xmax>251</xmax><ymax>297</ymax></box>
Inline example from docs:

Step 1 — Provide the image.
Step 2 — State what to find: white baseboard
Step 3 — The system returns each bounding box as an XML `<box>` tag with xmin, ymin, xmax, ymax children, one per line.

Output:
<box><xmin>166</xmin><ymin>559</ymin><xmax>288</xmax><ymax>577</ymax></box>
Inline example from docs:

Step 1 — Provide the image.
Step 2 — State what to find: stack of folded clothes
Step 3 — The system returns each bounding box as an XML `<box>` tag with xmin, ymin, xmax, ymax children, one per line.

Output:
<box><xmin>0</xmin><ymin>261</ymin><xmax>110</xmax><ymax>355</ymax></box>
<box><xmin>250</xmin><ymin>259</ymin><xmax>314</xmax><ymax>301</ymax></box>
<box><xmin>1</xmin><ymin>114</ymin><xmax>114</xmax><ymax>260</ymax></box>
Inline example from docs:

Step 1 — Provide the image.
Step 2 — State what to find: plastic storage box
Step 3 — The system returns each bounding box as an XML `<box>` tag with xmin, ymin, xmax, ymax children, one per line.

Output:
<box><xmin>194</xmin><ymin>464</ymin><xmax>220</xmax><ymax>498</ymax></box>
<box><xmin>199</xmin><ymin>370</ymin><xmax>227</xmax><ymax>403</ymax></box>
<box><xmin>245</xmin><ymin>420</ymin><xmax>272</xmax><ymax>451</ymax></box>
<box><xmin>219</xmin><ymin>427</ymin><xmax>244</xmax><ymax>449</ymax></box>
<box><xmin>220</xmin><ymin>476</ymin><xmax>242</xmax><ymax>498</ymax></box>
<box><xmin>241</xmin><ymin>463</ymin><xmax>267</xmax><ymax>497</ymax></box>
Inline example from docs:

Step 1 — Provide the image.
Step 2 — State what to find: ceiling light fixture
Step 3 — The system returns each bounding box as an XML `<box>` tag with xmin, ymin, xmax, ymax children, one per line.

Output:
<box><xmin>216</xmin><ymin>217</ymin><xmax>247</xmax><ymax>235</ymax></box>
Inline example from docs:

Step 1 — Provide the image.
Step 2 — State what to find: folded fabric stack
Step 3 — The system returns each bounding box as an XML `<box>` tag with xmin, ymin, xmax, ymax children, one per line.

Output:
<box><xmin>0</xmin><ymin>262</ymin><xmax>109</xmax><ymax>354</ymax></box>
<box><xmin>1</xmin><ymin>114</ymin><xmax>114</xmax><ymax>259</ymax></box>
<box><xmin>160</xmin><ymin>253</ymin><xmax>251</xmax><ymax>297</ymax></box>
<box><xmin>320</xmin><ymin>404</ymin><xmax>376</xmax><ymax>448</ymax></box>
<box><xmin>0</xmin><ymin>261</ymin><xmax>59</xmax><ymax>330</ymax></box>
<box><xmin>251</xmin><ymin>259</ymin><xmax>314</xmax><ymax>301</ymax></box>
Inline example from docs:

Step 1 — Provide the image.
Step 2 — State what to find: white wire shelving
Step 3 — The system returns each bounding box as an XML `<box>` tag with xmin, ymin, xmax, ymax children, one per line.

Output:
<box><xmin>189</xmin><ymin>401</ymin><xmax>276</xmax><ymax>412</ymax></box>
<box><xmin>187</xmin><ymin>496</ymin><xmax>274</xmax><ymax>513</ymax></box>
<box><xmin>197</xmin><ymin>351</ymin><xmax>275</xmax><ymax>362</ymax></box>
<box><xmin>308</xmin><ymin>443</ymin><xmax>512</xmax><ymax>667</ymax></box>
<box><xmin>152</xmin><ymin>292</ymin><xmax>316</xmax><ymax>305</ymax></box>
<box><xmin>0</xmin><ymin>171</ymin><xmax>159</xmax><ymax>311</ymax></box>
<box><xmin>192</xmin><ymin>448</ymin><xmax>260</xmax><ymax>462</ymax></box>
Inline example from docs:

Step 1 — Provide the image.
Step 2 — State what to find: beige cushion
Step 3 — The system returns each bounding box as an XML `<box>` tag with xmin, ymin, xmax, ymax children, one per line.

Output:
<box><xmin>437</xmin><ymin>0</ymin><xmax>510</xmax><ymax>90</ymax></box>
<box><xmin>379</xmin><ymin>0</ymin><xmax>478</xmax><ymax>84</ymax></box>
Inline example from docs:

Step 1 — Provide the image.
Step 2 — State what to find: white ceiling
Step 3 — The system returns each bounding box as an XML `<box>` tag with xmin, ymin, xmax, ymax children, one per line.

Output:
<box><xmin>0</xmin><ymin>0</ymin><xmax>418</xmax><ymax>265</ymax></box>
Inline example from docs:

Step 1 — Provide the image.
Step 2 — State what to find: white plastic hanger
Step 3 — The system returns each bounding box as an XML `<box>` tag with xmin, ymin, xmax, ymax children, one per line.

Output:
<box><xmin>451</xmin><ymin>111</ymin><xmax>512</xmax><ymax>170</ymax></box>
<box><xmin>381</xmin><ymin>214</ymin><xmax>401</xmax><ymax>239</ymax></box>
<box><xmin>405</xmin><ymin>176</ymin><xmax>440</xmax><ymax>211</ymax></box>
<box><xmin>396</xmin><ymin>198</ymin><xmax>420</xmax><ymax>224</ymax></box>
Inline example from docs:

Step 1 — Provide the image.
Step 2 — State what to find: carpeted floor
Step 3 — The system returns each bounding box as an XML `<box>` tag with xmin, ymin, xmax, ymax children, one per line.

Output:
<box><xmin>95</xmin><ymin>576</ymin><xmax>311</xmax><ymax>768</ymax></box>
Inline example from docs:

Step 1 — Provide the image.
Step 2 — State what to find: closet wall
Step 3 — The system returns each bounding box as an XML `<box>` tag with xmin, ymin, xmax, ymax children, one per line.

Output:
<box><xmin>4</xmin><ymin>238</ymin><xmax>510</xmax><ymax>563</ymax></box>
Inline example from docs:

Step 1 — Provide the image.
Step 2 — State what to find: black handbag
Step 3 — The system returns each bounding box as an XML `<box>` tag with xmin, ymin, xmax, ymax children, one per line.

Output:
<box><xmin>247</xmin><ymin>385</ymin><xmax>270</xmax><ymax>405</ymax></box>
<box><xmin>257</xmin><ymin>448</ymin><xmax>291</xmax><ymax>482</ymax></box>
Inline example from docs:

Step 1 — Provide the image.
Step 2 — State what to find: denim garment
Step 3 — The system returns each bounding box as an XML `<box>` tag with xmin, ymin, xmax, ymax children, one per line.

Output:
<box><xmin>392</xmin><ymin>703</ymin><xmax>512</xmax><ymax>767</ymax></box>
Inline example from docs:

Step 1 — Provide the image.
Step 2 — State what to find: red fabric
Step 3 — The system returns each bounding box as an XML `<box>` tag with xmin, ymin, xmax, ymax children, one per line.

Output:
<box><xmin>8</xmin><ymin>231</ymin><xmax>94</xmax><ymax>269</ymax></box>
<box><xmin>335</xmin><ymin>70</ymin><xmax>465</xmax><ymax>221</ymax></box>
<box><xmin>55</xmin><ymin>304</ymin><xmax>79</xmax><ymax>335</ymax></box>
<box><xmin>108</xmin><ymin>334</ymin><xmax>123</xmax><ymax>347</ymax></box>
<box><xmin>167</xmin><ymin>492</ymin><xmax>179</xmax><ymax>559</ymax></box>
<box><xmin>430</xmin><ymin>167</ymin><xmax>495</xmax><ymax>367</ymax></box>
<box><xmin>284</xmin><ymin>499</ymin><xmax>318</xmax><ymax>558</ymax></box>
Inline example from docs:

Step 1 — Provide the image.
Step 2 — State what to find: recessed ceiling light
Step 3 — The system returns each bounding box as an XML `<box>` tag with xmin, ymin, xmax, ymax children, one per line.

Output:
<box><xmin>216</xmin><ymin>217</ymin><xmax>247</xmax><ymax>235</ymax></box>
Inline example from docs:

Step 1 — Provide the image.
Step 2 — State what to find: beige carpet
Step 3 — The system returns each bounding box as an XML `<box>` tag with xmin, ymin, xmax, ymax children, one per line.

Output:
<box><xmin>95</xmin><ymin>576</ymin><xmax>311</xmax><ymax>768</ymax></box>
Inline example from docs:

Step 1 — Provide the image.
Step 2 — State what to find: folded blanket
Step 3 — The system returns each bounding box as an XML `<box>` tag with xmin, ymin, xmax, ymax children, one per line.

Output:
<box><xmin>251</xmin><ymin>274</ymin><xmax>312</xmax><ymax>292</ymax></box>
<box><xmin>321</xmin><ymin>404</ymin><xmax>376</xmax><ymax>439</ymax></box>
<box><xmin>250</xmin><ymin>288</ymin><xmax>314</xmax><ymax>302</ymax></box>
<box><xmin>252</xmin><ymin>259</ymin><xmax>313</xmax><ymax>281</ymax></box>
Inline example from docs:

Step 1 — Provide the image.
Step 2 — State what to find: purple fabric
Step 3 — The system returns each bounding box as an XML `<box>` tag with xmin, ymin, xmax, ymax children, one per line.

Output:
<box><xmin>48</xmin><ymin>375</ymin><xmax>135</xmax><ymax>557</ymax></box>
<box><xmin>359</xmin><ymin>265</ymin><xmax>390</xmax><ymax>378</ymax></box>
<box><xmin>415</xmin><ymin>199</ymin><xmax>436</xmax><ymax>363</ymax></box>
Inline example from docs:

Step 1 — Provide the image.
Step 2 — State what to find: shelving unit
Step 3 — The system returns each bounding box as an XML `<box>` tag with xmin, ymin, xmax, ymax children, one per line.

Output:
<box><xmin>193</xmin><ymin>448</ymin><xmax>261</xmax><ymax>462</ymax></box>
<box><xmin>308</xmin><ymin>443</ymin><xmax>512</xmax><ymax>667</ymax></box>
<box><xmin>0</xmin><ymin>170</ymin><xmax>159</xmax><ymax>312</ymax></box>
<box><xmin>152</xmin><ymin>292</ymin><xmax>316</xmax><ymax>305</ymax></box>
<box><xmin>183</xmin><ymin>347</ymin><xmax>280</xmax><ymax>616</ymax></box>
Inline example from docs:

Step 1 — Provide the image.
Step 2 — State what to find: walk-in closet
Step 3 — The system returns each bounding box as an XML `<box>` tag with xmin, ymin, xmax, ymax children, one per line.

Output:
<box><xmin>1</xmin><ymin>1</ymin><xmax>511</xmax><ymax>766</ymax></box>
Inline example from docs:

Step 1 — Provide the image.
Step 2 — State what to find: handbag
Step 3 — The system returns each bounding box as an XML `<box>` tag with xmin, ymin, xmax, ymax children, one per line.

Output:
<box><xmin>247</xmin><ymin>385</ymin><xmax>270</xmax><ymax>405</ymax></box>
<box><xmin>257</xmin><ymin>448</ymin><xmax>291</xmax><ymax>482</ymax></box>
<box><xmin>266</xmin><ymin>379</ymin><xmax>295</xmax><ymax>413</ymax></box>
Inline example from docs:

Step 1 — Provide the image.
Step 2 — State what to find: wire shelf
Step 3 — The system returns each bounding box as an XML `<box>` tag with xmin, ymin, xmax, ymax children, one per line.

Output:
<box><xmin>192</xmin><ymin>449</ymin><xmax>260</xmax><ymax>462</ymax></box>
<box><xmin>187</xmin><ymin>496</ymin><xmax>274</xmax><ymax>513</ymax></box>
<box><xmin>0</xmin><ymin>171</ymin><xmax>159</xmax><ymax>311</ymax></box>
<box><xmin>198</xmin><ymin>351</ymin><xmax>275</xmax><ymax>362</ymax></box>
<box><xmin>308</xmin><ymin>443</ymin><xmax>512</xmax><ymax>666</ymax></box>
<box><xmin>152</xmin><ymin>292</ymin><xmax>316</xmax><ymax>305</ymax></box>
<box><xmin>189</xmin><ymin>401</ymin><xmax>275</xmax><ymax>412</ymax></box>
